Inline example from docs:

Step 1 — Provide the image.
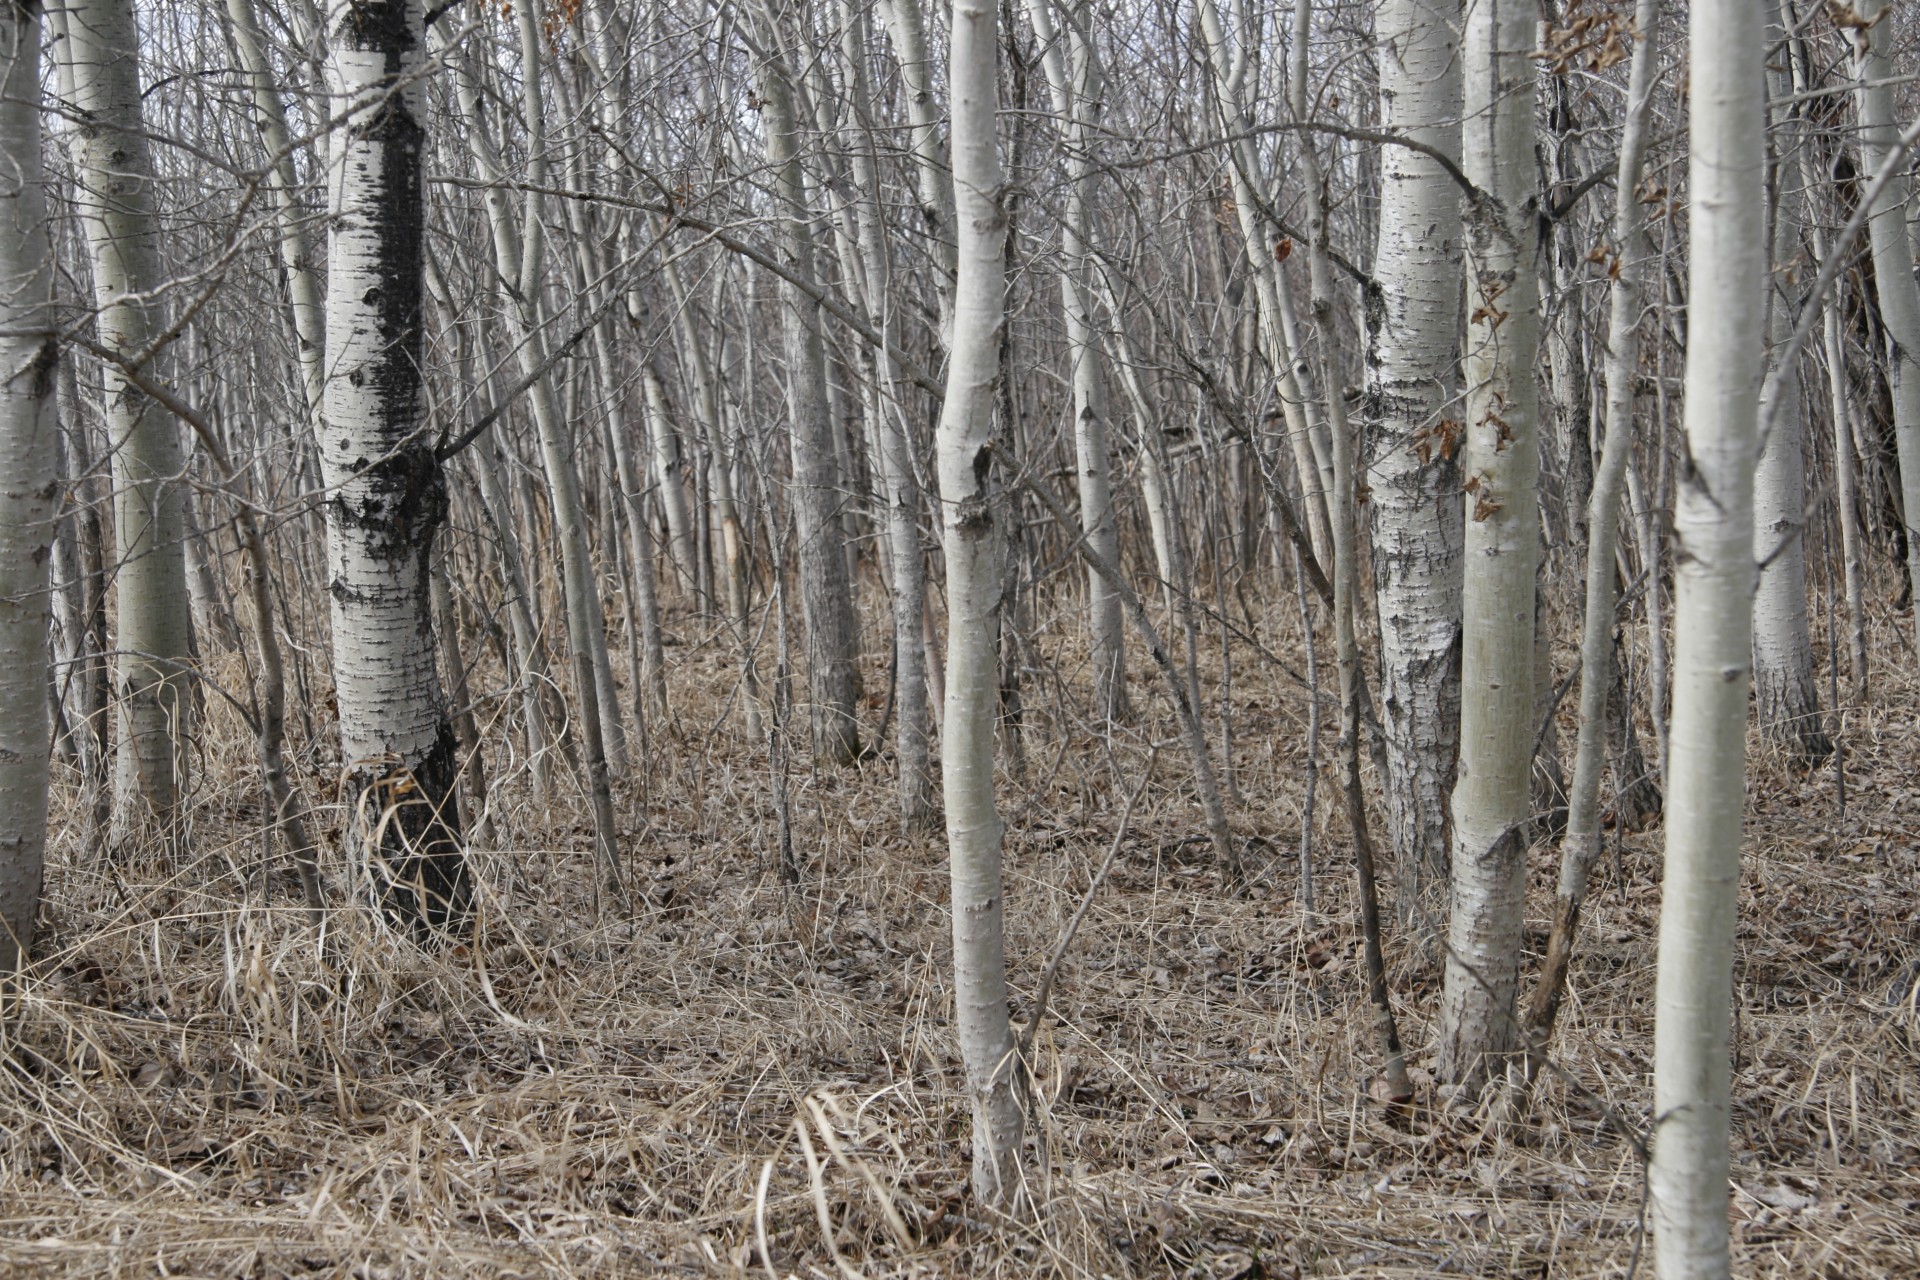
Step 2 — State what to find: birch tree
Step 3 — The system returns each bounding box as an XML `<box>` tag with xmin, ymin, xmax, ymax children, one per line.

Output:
<box><xmin>55</xmin><ymin>0</ymin><xmax>196</xmax><ymax>844</ymax></box>
<box><xmin>0</xmin><ymin>0</ymin><xmax>56</xmax><ymax>976</ymax></box>
<box><xmin>1293</xmin><ymin>0</ymin><xmax>1409</xmax><ymax>1101</ymax></box>
<box><xmin>1365</xmin><ymin>0</ymin><xmax>1463</xmax><ymax>922</ymax></box>
<box><xmin>940</xmin><ymin>0</ymin><xmax>1024</xmax><ymax>1208</ymax></box>
<box><xmin>1438</xmin><ymin>0</ymin><xmax>1541</xmax><ymax>1095</ymax></box>
<box><xmin>320</xmin><ymin>0</ymin><xmax>468</xmax><ymax>930</ymax></box>
<box><xmin>1649</xmin><ymin>1</ymin><xmax>1764</xmax><ymax>1272</ymax></box>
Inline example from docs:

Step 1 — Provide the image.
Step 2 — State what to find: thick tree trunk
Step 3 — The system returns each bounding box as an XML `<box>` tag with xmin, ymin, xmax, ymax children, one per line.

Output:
<box><xmin>1649</xmin><ymin>4</ymin><xmax>1763</xmax><ymax>1275</ymax></box>
<box><xmin>1438</xmin><ymin>0</ymin><xmax>1541</xmax><ymax>1096</ymax></box>
<box><xmin>56</xmin><ymin>0</ymin><xmax>196</xmax><ymax>846</ymax></box>
<box><xmin>1365</xmin><ymin>0</ymin><xmax>1464</xmax><ymax>925</ymax></box>
<box><xmin>320</xmin><ymin>0</ymin><xmax>468</xmax><ymax>932</ymax></box>
<box><xmin>0</xmin><ymin>0</ymin><xmax>56</xmax><ymax>977</ymax></box>
<box><xmin>940</xmin><ymin>0</ymin><xmax>1023</xmax><ymax>1208</ymax></box>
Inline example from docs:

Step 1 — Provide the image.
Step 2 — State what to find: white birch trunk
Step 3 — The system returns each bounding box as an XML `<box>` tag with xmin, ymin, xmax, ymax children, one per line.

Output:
<box><xmin>1366</xmin><ymin>0</ymin><xmax>1464</xmax><ymax>921</ymax></box>
<box><xmin>1823</xmin><ymin>306</ymin><xmax>1871</xmax><ymax>696</ymax></box>
<box><xmin>1293</xmin><ymin>0</ymin><xmax>1410</xmax><ymax>1098</ymax></box>
<box><xmin>1438</xmin><ymin>0</ymin><xmax>1541</xmax><ymax>1094</ymax></box>
<box><xmin>1649</xmin><ymin>3</ymin><xmax>1764</xmax><ymax>1273</ymax></box>
<box><xmin>0</xmin><ymin>0</ymin><xmax>56</xmax><ymax>976</ymax></box>
<box><xmin>940</xmin><ymin>0</ymin><xmax>1023</xmax><ymax>1207</ymax></box>
<box><xmin>1852</xmin><ymin>0</ymin><xmax>1920</xmax><ymax>657</ymax></box>
<box><xmin>56</xmin><ymin>0</ymin><xmax>195</xmax><ymax>843</ymax></box>
<box><xmin>320</xmin><ymin>0</ymin><xmax>467</xmax><ymax>930</ymax></box>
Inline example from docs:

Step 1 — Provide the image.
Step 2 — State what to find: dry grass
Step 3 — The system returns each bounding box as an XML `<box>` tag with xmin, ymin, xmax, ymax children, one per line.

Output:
<box><xmin>3</xmin><ymin>588</ymin><xmax>1917</xmax><ymax>1279</ymax></box>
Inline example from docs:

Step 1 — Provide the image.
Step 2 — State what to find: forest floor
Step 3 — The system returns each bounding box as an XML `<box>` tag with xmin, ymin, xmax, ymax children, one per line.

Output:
<box><xmin>2</xmin><ymin>591</ymin><xmax>1917</xmax><ymax>1279</ymax></box>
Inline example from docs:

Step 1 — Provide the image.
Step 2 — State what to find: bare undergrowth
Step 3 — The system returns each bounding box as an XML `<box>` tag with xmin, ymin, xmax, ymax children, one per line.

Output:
<box><xmin>3</xmin><ymin>595</ymin><xmax>1916</xmax><ymax>1279</ymax></box>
